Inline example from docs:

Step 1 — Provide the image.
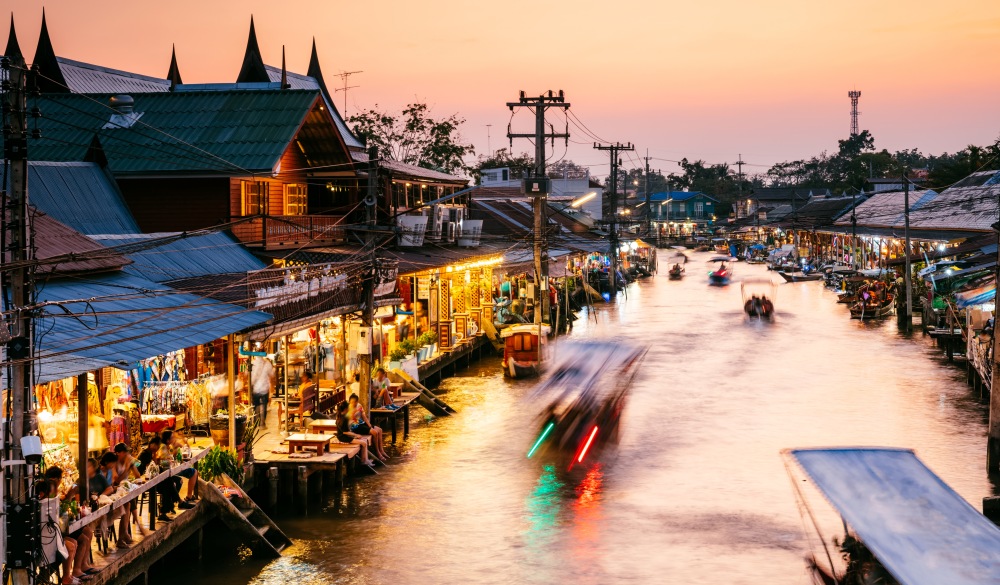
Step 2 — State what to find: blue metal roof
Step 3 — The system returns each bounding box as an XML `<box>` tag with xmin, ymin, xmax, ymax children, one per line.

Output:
<box><xmin>789</xmin><ymin>448</ymin><xmax>1000</xmax><ymax>585</ymax></box>
<box><xmin>32</xmin><ymin>272</ymin><xmax>271</xmax><ymax>383</ymax></box>
<box><xmin>25</xmin><ymin>162</ymin><xmax>140</xmax><ymax>235</ymax></box>
<box><xmin>91</xmin><ymin>232</ymin><xmax>267</xmax><ymax>283</ymax></box>
<box><xmin>649</xmin><ymin>190</ymin><xmax>716</xmax><ymax>202</ymax></box>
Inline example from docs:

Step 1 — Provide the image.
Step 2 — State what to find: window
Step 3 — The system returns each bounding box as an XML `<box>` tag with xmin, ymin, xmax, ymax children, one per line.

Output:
<box><xmin>284</xmin><ymin>184</ymin><xmax>308</xmax><ymax>215</ymax></box>
<box><xmin>501</xmin><ymin>169</ymin><xmax>509</xmax><ymax>181</ymax></box>
<box><xmin>241</xmin><ymin>181</ymin><xmax>265</xmax><ymax>216</ymax></box>
<box><xmin>694</xmin><ymin>202</ymin><xmax>704</xmax><ymax>217</ymax></box>
<box><xmin>673</xmin><ymin>202</ymin><xmax>682</xmax><ymax>215</ymax></box>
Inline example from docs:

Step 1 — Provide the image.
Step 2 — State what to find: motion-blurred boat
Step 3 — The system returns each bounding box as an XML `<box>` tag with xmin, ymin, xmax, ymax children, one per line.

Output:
<box><xmin>527</xmin><ymin>341</ymin><xmax>648</xmax><ymax>470</ymax></box>
<box><xmin>708</xmin><ymin>256</ymin><xmax>734</xmax><ymax>286</ymax></box>
<box><xmin>742</xmin><ymin>277</ymin><xmax>775</xmax><ymax>320</ymax></box>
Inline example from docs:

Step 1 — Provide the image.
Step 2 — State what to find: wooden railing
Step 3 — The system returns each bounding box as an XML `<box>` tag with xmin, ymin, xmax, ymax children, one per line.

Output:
<box><xmin>231</xmin><ymin>215</ymin><xmax>346</xmax><ymax>249</ymax></box>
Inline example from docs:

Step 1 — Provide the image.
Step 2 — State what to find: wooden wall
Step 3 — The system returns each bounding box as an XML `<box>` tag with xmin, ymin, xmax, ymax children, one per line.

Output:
<box><xmin>118</xmin><ymin>177</ymin><xmax>230</xmax><ymax>233</ymax></box>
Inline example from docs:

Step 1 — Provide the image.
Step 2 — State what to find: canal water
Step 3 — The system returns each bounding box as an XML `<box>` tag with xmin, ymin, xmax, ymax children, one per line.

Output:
<box><xmin>161</xmin><ymin>255</ymin><xmax>997</xmax><ymax>585</ymax></box>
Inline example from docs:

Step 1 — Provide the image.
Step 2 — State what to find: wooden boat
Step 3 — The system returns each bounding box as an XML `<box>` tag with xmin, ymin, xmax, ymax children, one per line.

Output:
<box><xmin>667</xmin><ymin>264</ymin><xmax>685</xmax><ymax>280</ymax></box>
<box><xmin>708</xmin><ymin>256</ymin><xmax>733</xmax><ymax>286</ymax></box>
<box><xmin>742</xmin><ymin>277</ymin><xmax>775</xmax><ymax>320</ymax></box>
<box><xmin>784</xmin><ymin>447</ymin><xmax>1000</xmax><ymax>585</ymax></box>
<box><xmin>501</xmin><ymin>324</ymin><xmax>550</xmax><ymax>378</ymax></box>
<box><xmin>778</xmin><ymin>270</ymin><xmax>824</xmax><ymax>283</ymax></box>
<box><xmin>849</xmin><ymin>281</ymin><xmax>895</xmax><ymax>319</ymax></box>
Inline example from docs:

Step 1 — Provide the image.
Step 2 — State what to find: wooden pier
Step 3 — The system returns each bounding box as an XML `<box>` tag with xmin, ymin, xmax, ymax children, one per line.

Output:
<box><xmin>417</xmin><ymin>334</ymin><xmax>492</xmax><ymax>387</ymax></box>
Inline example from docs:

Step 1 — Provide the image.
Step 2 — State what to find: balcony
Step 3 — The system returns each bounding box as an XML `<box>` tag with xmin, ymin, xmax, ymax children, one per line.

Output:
<box><xmin>231</xmin><ymin>215</ymin><xmax>346</xmax><ymax>250</ymax></box>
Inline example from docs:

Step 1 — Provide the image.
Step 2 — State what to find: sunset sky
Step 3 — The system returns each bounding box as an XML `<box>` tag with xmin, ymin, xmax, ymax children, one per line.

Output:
<box><xmin>8</xmin><ymin>0</ymin><xmax>1000</xmax><ymax>178</ymax></box>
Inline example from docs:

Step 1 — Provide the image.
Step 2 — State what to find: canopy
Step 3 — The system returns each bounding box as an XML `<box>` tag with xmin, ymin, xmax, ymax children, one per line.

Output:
<box><xmin>788</xmin><ymin>448</ymin><xmax>1000</xmax><ymax>585</ymax></box>
<box><xmin>749</xmin><ymin>244</ymin><xmax>766</xmax><ymax>250</ymax></box>
<box><xmin>30</xmin><ymin>273</ymin><xmax>272</xmax><ymax>383</ymax></box>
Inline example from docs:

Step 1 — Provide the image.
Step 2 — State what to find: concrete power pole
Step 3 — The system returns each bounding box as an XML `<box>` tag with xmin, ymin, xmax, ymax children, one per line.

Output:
<box><xmin>901</xmin><ymin>172</ymin><xmax>913</xmax><ymax>332</ymax></box>
<box><xmin>360</xmin><ymin>145</ymin><xmax>378</xmax><ymax>415</ymax></box>
<box><xmin>506</xmin><ymin>91</ymin><xmax>570</xmax><ymax>325</ymax></box>
<box><xmin>644</xmin><ymin>152</ymin><xmax>652</xmax><ymax>238</ymax></box>
<box><xmin>3</xmin><ymin>50</ymin><xmax>37</xmax><ymax>583</ymax></box>
<box><xmin>595</xmin><ymin>142</ymin><xmax>635</xmax><ymax>299</ymax></box>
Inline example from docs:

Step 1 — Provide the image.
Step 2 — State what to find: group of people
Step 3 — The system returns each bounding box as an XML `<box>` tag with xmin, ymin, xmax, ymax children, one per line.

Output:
<box><xmin>334</xmin><ymin>368</ymin><xmax>393</xmax><ymax>466</ymax></box>
<box><xmin>37</xmin><ymin>430</ymin><xmax>199</xmax><ymax>584</ymax></box>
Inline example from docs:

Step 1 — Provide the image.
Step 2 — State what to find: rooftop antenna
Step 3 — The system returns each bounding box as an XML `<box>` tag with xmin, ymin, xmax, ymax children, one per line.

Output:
<box><xmin>334</xmin><ymin>70</ymin><xmax>362</xmax><ymax>116</ymax></box>
<box><xmin>486</xmin><ymin>124</ymin><xmax>492</xmax><ymax>156</ymax></box>
<box><xmin>848</xmin><ymin>90</ymin><xmax>861</xmax><ymax>136</ymax></box>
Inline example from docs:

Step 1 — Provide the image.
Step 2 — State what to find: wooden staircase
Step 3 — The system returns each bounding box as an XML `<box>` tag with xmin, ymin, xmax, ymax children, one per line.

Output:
<box><xmin>481</xmin><ymin>319</ymin><xmax>505</xmax><ymax>352</ymax></box>
<box><xmin>389</xmin><ymin>369</ymin><xmax>456</xmax><ymax>416</ymax></box>
<box><xmin>199</xmin><ymin>474</ymin><xmax>292</xmax><ymax>556</ymax></box>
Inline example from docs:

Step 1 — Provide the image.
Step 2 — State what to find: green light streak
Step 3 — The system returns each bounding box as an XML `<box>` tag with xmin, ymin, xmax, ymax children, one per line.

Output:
<box><xmin>527</xmin><ymin>422</ymin><xmax>555</xmax><ymax>458</ymax></box>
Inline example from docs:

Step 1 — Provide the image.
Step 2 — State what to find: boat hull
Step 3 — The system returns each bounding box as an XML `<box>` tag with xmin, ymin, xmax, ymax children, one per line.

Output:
<box><xmin>779</xmin><ymin>271</ymin><xmax>823</xmax><ymax>283</ymax></box>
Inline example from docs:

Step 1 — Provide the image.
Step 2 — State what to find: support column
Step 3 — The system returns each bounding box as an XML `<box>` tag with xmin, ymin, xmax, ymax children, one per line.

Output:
<box><xmin>438</xmin><ymin>276</ymin><xmax>454</xmax><ymax>351</ymax></box>
<box><xmin>227</xmin><ymin>335</ymin><xmax>236</xmax><ymax>450</ymax></box>
<box><xmin>77</xmin><ymin>373</ymin><xmax>90</xmax><ymax>503</ymax></box>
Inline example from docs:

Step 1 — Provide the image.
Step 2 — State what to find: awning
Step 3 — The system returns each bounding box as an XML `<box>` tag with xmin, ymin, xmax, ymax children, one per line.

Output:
<box><xmin>788</xmin><ymin>448</ymin><xmax>1000</xmax><ymax>585</ymax></box>
<box><xmin>31</xmin><ymin>273</ymin><xmax>272</xmax><ymax>383</ymax></box>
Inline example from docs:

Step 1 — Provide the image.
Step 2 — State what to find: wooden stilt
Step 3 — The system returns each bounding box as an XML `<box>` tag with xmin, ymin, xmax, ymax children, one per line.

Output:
<box><xmin>297</xmin><ymin>466</ymin><xmax>309</xmax><ymax>515</ymax></box>
<box><xmin>268</xmin><ymin>466</ymin><xmax>279</xmax><ymax>509</ymax></box>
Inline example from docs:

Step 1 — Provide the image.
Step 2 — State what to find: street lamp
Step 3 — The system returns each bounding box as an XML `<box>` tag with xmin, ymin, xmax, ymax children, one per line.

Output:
<box><xmin>570</xmin><ymin>191</ymin><xmax>597</xmax><ymax>208</ymax></box>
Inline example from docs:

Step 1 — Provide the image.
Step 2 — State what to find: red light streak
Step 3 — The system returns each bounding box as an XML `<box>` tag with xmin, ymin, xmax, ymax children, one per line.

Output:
<box><xmin>577</xmin><ymin>426</ymin><xmax>599</xmax><ymax>463</ymax></box>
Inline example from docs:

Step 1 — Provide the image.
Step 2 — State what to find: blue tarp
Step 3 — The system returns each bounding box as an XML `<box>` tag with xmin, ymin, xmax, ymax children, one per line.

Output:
<box><xmin>790</xmin><ymin>448</ymin><xmax>1000</xmax><ymax>585</ymax></box>
<box><xmin>31</xmin><ymin>273</ymin><xmax>272</xmax><ymax>383</ymax></box>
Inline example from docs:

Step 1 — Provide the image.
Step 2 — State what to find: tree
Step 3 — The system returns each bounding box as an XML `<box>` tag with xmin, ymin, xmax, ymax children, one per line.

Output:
<box><xmin>349</xmin><ymin>103</ymin><xmax>475</xmax><ymax>175</ymax></box>
<box><xmin>547</xmin><ymin>159</ymin><xmax>588</xmax><ymax>179</ymax></box>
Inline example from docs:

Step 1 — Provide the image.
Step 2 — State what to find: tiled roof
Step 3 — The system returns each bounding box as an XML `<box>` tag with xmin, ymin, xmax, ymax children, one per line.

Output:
<box><xmin>21</xmin><ymin>90</ymin><xmax>322</xmax><ymax>174</ymax></box>
<box><xmin>751</xmin><ymin>187</ymin><xmax>827</xmax><ymax>201</ymax></box>
<box><xmin>91</xmin><ymin>232</ymin><xmax>267</xmax><ymax>283</ymax></box>
<box><xmin>909</xmin><ymin>171</ymin><xmax>1000</xmax><ymax>232</ymax></box>
<box><xmin>784</xmin><ymin>196</ymin><xmax>857</xmax><ymax>225</ymax></box>
<box><xmin>352</xmin><ymin>150</ymin><xmax>467</xmax><ymax>184</ymax></box>
<box><xmin>836</xmin><ymin>190</ymin><xmax>935</xmax><ymax>229</ymax></box>
<box><xmin>23</xmin><ymin>161</ymin><xmax>140</xmax><ymax>235</ymax></box>
<box><xmin>56</xmin><ymin>57</ymin><xmax>171</xmax><ymax>94</ymax></box>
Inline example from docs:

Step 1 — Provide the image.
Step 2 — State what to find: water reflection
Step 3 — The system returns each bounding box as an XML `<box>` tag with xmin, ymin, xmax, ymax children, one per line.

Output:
<box><xmin>154</xmin><ymin>254</ymin><xmax>997</xmax><ymax>585</ymax></box>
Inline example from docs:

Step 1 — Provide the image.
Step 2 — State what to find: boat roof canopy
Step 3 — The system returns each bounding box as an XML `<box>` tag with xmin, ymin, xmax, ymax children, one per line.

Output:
<box><xmin>788</xmin><ymin>447</ymin><xmax>1000</xmax><ymax>585</ymax></box>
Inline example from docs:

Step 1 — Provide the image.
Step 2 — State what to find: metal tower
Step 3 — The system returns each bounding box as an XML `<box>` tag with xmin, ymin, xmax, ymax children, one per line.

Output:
<box><xmin>848</xmin><ymin>90</ymin><xmax>861</xmax><ymax>136</ymax></box>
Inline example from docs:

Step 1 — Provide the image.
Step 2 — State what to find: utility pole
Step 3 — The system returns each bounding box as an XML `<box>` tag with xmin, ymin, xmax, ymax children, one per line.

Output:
<box><xmin>851</xmin><ymin>190</ymin><xmax>858</xmax><ymax>269</ymax></box>
<box><xmin>901</xmin><ymin>172</ymin><xmax>913</xmax><ymax>332</ymax></box>
<box><xmin>506</xmin><ymin>91</ymin><xmax>570</xmax><ymax>325</ymax></box>
<box><xmin>3</xmin><ymin>49</ymin><xmax>37</xmax><ymax>583</ymax></box>
<box><xmin>644</xmin><ymin>151</ymin><xmax>652</xmax><ymax>238</ymax></box>
<box><xmin>736</xmin><ymin>154</ymin><xmax>745</xmax><ymax>201</ymax></box>
<box><xmin>594</xmin><ymin>142</ymin><xmax>635</xmax><ymax>299</ymax></box>
<box><xmin>360</xmin><ymin>145</ymin><xmax>378</xmax><ymax>414</ymax></box>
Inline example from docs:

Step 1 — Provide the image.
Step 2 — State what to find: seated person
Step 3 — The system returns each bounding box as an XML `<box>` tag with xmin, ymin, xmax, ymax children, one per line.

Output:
<box><xmin>44</xmin><ymin>467</ymin><xmax>97</xmax><ymax>580</ymax></box>
<box><xmin>336</xmin><ymin>401</ymin><xmax>375</xmax><ymax>467</ymax></box>
<box><xmin>371</xmin><ymin>368</ymin><xmax>393</xmax><ymax>410</ymax></box>
<box><xmin>159</xmin><ymin>431</ymin><xmax>197</xmax><ymax>513</ymax></box>
<box><xmin>111</xmin><ymin>443</ymin><xmax>140</xmax><ymax>547</ymax></box>
<box><xmin>348</xmin><ymin>393</ymin><xmax>389</xmax><ymax>462</ymax></box>
<box><xmin>36</xmin><ymin>479</ymin><xmax>79</xmax><ymax>585</ymax></box>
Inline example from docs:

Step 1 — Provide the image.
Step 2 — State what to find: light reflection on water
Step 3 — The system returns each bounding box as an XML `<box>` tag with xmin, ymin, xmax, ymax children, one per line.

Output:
<box><xmin>155</xmin><ymin>254</ymin><xmax>997</xmax><ymax>585</ymax></box>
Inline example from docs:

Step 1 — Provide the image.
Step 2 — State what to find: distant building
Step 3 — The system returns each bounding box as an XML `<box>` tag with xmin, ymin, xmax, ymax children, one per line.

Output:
<box><xmin>479</xmin><ymin>166</ymin><xmax>600</xmax><ymax>219</ymax></box>
<box><xmin>866</xmin><ymin>177</ymin><xmax>927</xmax><ymax>193</ymax></box>
<box><xmin>737</xmin><ymin>187</ymin><xmax>830</xmax><ymax>219</ymax></box>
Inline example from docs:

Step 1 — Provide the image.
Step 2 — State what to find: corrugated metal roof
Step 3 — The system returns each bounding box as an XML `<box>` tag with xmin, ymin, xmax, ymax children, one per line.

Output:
<box><xmin>23</xmin><ymin>90</ymin><xmax>321</xmax><ymax>174</ymax></box>
<box><xmin>91</xmin><ymin>232</ymin><xmax>267</xmax><ymax>283</ymax></box>
<box><xmin>352</xmin><ymin>150</ymin><xmax>467</xmax><ymax>184</ymax></box>
<box><xmin>56</xmin><ymin>57</ymin><xmax>171</xmax><ymax>94</ymax></box>
<box><xmin>3</xmin><ymin>201</ymin><xmax>127</xmax><ymax>275</ymax></box>
<box><xmin>24</xmin><ymin>162</ymin><xmax>140</xmax><ymax>235</ymax></box>
<box><xmin>32</xmin><ymin>272</ymin><xmax>271</xmax><ymax>383</ymax></box>
<box><xmin>649</xmin><ymin>190</ymin><xmax>716</xmax><ymax>202</ymax></box>
<box><xmin>263</xmin><ymin>65</ymin><xmax>363</xmax><ymax>149</ymax></box>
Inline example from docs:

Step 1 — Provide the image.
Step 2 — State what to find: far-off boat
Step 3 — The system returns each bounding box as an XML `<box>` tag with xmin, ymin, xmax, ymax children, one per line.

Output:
<box><xmin>501</xmin><ymin>323</ymin><xmax>551</xmax><ymax>378</ymax></box>
<box><xmin>850</xmin><ymin>281</ymin><xmax>895</xmax><ymax>319</ymax></box>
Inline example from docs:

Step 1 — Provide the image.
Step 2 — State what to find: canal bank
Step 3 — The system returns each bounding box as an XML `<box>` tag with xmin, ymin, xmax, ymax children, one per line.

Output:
<box><xmin>151</xmin><ymin>258</ymin><xmax>998</xmax><ymax>585</ymax></box>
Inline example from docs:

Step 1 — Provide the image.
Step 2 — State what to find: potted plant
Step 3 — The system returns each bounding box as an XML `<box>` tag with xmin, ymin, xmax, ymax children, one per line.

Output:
<box><xmin>418</xmin><ymin>331</ymin><xmax>438</xmax><ymax>358</ymax></box>
<box><xmin>209</xmin><ymin>408</ymin><xmax>247</xmax><ymax>447</ymax></box>
<box><xmin>195</xmin><ymin>445</ymin><xmax>243</xmax><ymax>484</ymax></box>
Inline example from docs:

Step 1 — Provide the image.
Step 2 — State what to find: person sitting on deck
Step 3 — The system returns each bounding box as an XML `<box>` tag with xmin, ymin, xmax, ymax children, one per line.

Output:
<box><xmin>112</xmin><ymin>442</ymin><xmax>142</xmax><ymax>544</ymax></box>
<box><xmin>348</xmin><ymin>393</ymin><xmax>389</xmax><ymax>461</ymax></box>
<box><xmin>160</xmin><ymin>430</ymin><xmax>198</xmax><ymax>507</ymax></box>
<box><xmin>97</xmin><ymin>451</ymin><xmax>131</xmax><ymax>549</ymax></box>
<box><xmin>372</xmin><ymin>368</ymin><xmax>393</xmax><ymax>410</ymax></box>
<box><xmin>36</xmin><ymin>479</ymin><xmax>80</xmax><ymax>585</ymax></box>
<box><xmin>336</xmin><ymin>401</ymin><xmax>376</xmax><ymax>468</ymax></box>
<box><xmin>45</xmin><ymin>467</ymin><xmax>98</xmax><ymax>580</ymax></box>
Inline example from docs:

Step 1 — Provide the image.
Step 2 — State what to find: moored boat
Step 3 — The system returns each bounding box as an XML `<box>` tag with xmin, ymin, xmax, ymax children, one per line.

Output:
<box><xmin>778</xmin><ymin>270</ymin><xmax>824</xmax><ymax>283</ymax></box>
<box><xmin>784</xmin><ymin>447</ymin><xmax>1000</xmax><ymax>585</ymax></box>
<box><xmin>501</xmin><ymin>324</ymin><xmax>550</xmax><ymax>378</ymax></box>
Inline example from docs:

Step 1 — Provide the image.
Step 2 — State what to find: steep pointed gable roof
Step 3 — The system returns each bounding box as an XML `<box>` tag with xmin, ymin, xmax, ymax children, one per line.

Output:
<box><xmin>5</xmin><ymin>14</ymin><xmax>24</xmax><ymax>66</ymax></box>
<box><xmin>33</xmin><ymin>9</ymin><xmax>69</xmax><ymax>93</ymax></box>
<box><xmin>166</xmin><ymin>44</ymin><xmax>183</xmax><ymax>88</ymax></box>
<box><xmin>236</xmin><ymin>16</ymin><xmax>269</xmax><ymax>83</ymax></box>
<box><xmin>306</xmin><ymin>38</ymin><xmax>331</xmax><ymax>98</ymax></box>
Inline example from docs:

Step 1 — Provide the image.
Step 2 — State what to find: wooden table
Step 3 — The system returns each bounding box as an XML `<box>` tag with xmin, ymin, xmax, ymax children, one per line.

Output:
<box><xmin>371</xmin><ymin>393</ymin><xmax>418</xmax><ymax>444</ymax></box>
<box><xmin>286</xmin><ymin>433</ymin><xmax>332</xmax><ymax>455</ymax></box>
<box><xmin>308</xmin><ymin>420</ymin><xmax>340</xmax><ymax>435</ymax></box>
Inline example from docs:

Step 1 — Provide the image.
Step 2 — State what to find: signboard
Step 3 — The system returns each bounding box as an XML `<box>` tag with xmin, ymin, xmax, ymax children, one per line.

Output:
<box><xmin>417</xmin><ymin>277</ymin><xmax>430</xmax><ymax>300</ymax></box>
